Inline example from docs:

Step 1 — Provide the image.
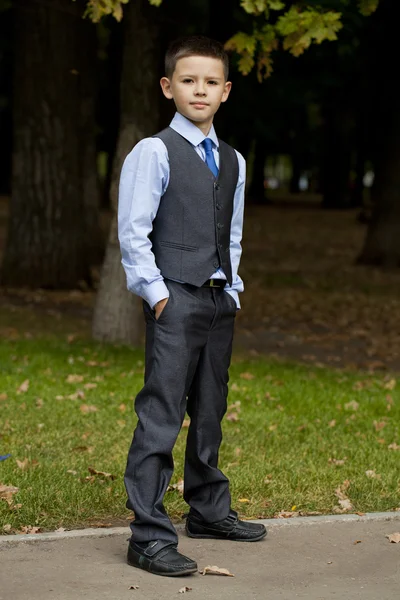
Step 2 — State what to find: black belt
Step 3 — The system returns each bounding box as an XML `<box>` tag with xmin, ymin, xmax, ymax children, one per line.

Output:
<box><xmin>201</xmin><ymin>279</ymin><xmax>226</xmax><ymax>289</ymax></box>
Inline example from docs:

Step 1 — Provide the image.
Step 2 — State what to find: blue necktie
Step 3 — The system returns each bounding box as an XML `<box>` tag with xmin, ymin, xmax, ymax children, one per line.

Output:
<box><xmin>202</xmin><ymin>138</ymin><xmax>219</xmax><ymax>178</ymax></box>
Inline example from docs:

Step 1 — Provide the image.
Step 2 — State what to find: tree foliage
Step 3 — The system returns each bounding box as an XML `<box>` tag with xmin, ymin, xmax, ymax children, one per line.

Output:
<box><xmin>83</xmin><ymin>0</ymin><xmax>380</xmax><ymax>80</ymax></box>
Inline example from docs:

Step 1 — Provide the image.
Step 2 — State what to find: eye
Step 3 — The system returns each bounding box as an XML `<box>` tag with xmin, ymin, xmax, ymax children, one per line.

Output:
<box><xmin>182</xmin><ymin>78</ymin><xmax>193</xmax><ymax>83</ymax></box>
<box><xmin>208</xmin><ymin>80</ymin><xmax>218</xmax><ymax>85</ymax></box>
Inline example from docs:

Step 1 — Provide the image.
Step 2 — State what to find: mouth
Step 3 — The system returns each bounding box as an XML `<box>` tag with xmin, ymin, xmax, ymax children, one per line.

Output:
<box><xmin>190</xmin><ymin>102</ymin><xmax>209</xmax><ymax>108</ymax></box>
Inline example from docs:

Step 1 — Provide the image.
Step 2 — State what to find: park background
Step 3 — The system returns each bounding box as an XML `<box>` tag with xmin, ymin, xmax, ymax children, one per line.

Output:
<box><xmin>0</xmin><ymin>0</ymin><xmax>399</xmax><ymax>534</ymax></box>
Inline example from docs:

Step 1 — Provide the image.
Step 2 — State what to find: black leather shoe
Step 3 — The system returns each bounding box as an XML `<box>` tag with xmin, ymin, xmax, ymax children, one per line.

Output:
<box><xmin>127</xmin><ymin>539</ymin><xmax>198</xmax><ymax>577</ymax></box>
<box><xmin>186</xmin><ymin>510</ymin><xmax>267</xmax><ymax>542</ymax></box>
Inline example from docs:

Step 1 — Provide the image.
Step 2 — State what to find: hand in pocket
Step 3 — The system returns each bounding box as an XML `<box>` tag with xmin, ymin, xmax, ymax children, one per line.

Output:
<box><xmin>155</xmin><ymin>297</ymin><xmax>169</xmax><ymax>320</ymax></box>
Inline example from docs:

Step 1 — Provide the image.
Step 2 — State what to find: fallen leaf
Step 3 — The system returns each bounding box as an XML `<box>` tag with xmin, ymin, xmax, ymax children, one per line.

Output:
<box><xmin>80</xmin><ymin>404</ymin><xmax>98</xmax><ymax>414</ymax></box>
<box><xmin>66</xmin><ymin>374</ymin><xmax>84</xmax><ymax>383</ymax></box>
<box><xmin>87</xmin><ymin>467</ymin><xmax>116</xmax><ymax>480</ymax></box>
<box><xmin>383</xmin><ymin>379</ymin><xmax>396</xmax><ymax>390</ymax></box>
<box><xmin>388</xmin><ymin>442</ymin><xmax>400</xmax><ymax>451</ymax></box>
<box><xmin>353</xmin><ymin>540</ymin><xmax>362</xmax><ymax>544</ymax></box>
<box><xmin>129</xmin><ymin>585</ymin><xmax>140</xmax><ymax>590</ymax></box>
<box><xmin>55</xmin><ymin>395</ymin><xmax>64</xmax><ymax>400</ymax></box>
<box><xmin>2</xmin><ymin>524</ymin><xmax>12</xmax><ymax>532</ymax></box>
<box><xmin>230</xmin><ymin>383</ymin><xmax>240</xmax><ymax>392</ymax></box>
<box><xmin>178</xmin><ymin>587</ymin><xmax>192</xmax><ymax>594</ymax></box>
<box><xmin>68</xmin><ymin>391</ymin><xmax>85</xmax><ymax>400</ymax></box>
<box><xmin>16</xmin><ymin>458</ymin><xmax>29</xmax><ymax>470</ymax></box>
<box><xmin>17</xmin><ymin>379</ymin><xmax>29</xmax><ymax>394</ymax></box>
<box><xmin>269</xmin><ymin>424</ymin><xmax>278</xmax><ymax>431</ymax></box>
<box><xmin>118</xmin><ymin>403</ymin><xmax>126</xmax><ymax>412</ymax></box>
<box><xmin>276</xmin><ymin>511</ymin><xmax>300</xmax><ymax>518</ymax></box>
<box><xmin>67</xmin><ymin>470</ymin><xmax>77</xmax><ymax>475</ymax></box>
<box><xmin>334</xmin><ymin>480</ymin><xmax>354</xmax><ymax>512</ymax></box>
<box><xmin>35</xmin><ymin>398</ymin><xmax>44</xmax><ymax>408</ymax></box>
<box><xmin>238</xmin><ymin>498</ymin><xmax>250</xmax><ymax>503</ymax></box>
<box><xmin>365</xmin><ymin>470</ymin><xmax>381</xmax><ymax>479</ymax></box>
<box><xmin>84</xmin><ymin>383</ymin><xmax>97</xmax><ymax>390</ymax></box>
<box><xmin>20</xmin><ymin>525</ymin><xmax>41</xmax><ymax>534</ymax></box>
<box><xmin>373</xmin><ymin>421</ymin><xmax>386</xmax><ymax>432</ymax></box>
<box><xmin>226</xmin><ymin>412</ymin><xmax>239</xmax><ymax>422</ymax></box>
<box><xmin>240</xmin><ymin>372</ymin><xmax>255</xmax><ymax>380</ymax></box>
<box><xmin>0</xmin><ymin>393</ymin><xmax>8</xmax><ymax>401</ymax></box>
<box><xmin>55</xmin><ymin>527</ymin><xmax>66</xmax><ymax>533</ymax></box>
<box><xmin>356</xmin><ymin>512</ymin><xmax>366</xmax><ymax>516</ymax></box>
<box><xmin>200</xmin><ymin>565</ymin><xmax>234</xmax><ymax>577</ymax></box>
<box><xmin>328</xmin><ymin>420</ymin><xmax>336</xmax><ymax>428</ymax></box>
<box><xmin>344</xmin><ymin>400</ymin><xmax>359</xmax><ymax>411</ymax></box>
<box><xmin>0</xmin><ymin>484</ymin><xmax>19</xmax><ymax>505</ymax></box>
<box><xmin>234</xmin><ymin>447</ymin><xmax>241</xmax><ymax>457</ymax></box>
<box><xmin>386</xmin><ymin>532</ymin><xmax>400</xmax><ymax>543</ymax></box>
<box><xmin>328</xmin><ymin>457</ymin><xmax>347</xmax><ymax>466</ymax></box>
<box><xmin>168</xmin><ymin>479</ymin><xmax>184</xmax><ymax>494</ymax></box>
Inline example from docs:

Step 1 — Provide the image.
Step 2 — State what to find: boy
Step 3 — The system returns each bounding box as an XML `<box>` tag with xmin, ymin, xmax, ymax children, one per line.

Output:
<box><xmin>118</xmin><ymin>35</ymin><xmax>267</xmax><ymax>578</ymax></box>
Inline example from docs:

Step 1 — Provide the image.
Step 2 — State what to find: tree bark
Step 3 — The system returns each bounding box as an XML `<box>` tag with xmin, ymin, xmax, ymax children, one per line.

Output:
<box><xmin>358</xmin><ymin>110</ymin><xmax>400</xmax><ymax>266</ymax></box>
<box><xmin>321</xmin><ymin>104</ymin><xmax>353</xmax><ymax>209</ymax></box>
<box><xmin>1</xmin><ymin>0</ymin><xmax>100</xmax><ymax>288</ymax></box>
<box><xmin>358</xmin><ymin>0</ymin><xmax>400</xmax><ymax>266</ymax></box>
<box><xmin>92</xmin><ymin>0</ymin><xmax>160</xmax><ymax>345</ymax></box>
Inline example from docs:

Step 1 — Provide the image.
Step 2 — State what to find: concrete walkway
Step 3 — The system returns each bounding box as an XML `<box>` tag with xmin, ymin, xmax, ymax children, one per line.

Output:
<box><xmin>1</xmin><ymin>514</ymin><xmax>399</xmax><ymax>600</ymax></box>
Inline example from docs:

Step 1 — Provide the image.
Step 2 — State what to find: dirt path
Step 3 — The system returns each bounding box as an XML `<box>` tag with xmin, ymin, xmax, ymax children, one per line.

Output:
<box><xmin>2</xmin><ymin>197</ymin><xmax>400</xmax><ymax>371</ymax></box>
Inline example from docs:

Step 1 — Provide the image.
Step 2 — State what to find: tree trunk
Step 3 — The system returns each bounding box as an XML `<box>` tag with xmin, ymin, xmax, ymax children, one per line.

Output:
<box><xmin>92</xmin><ymin>0</ymin><xmax>160</xmax><ymax>345</ymax></box>
<box><xmin>321</xmin><ymin>104</ymin><xmax>352</xmax><ymax>209</ymax></box>
<box><xmin>358</xmin><ymin>111</ymin><xmax>400</xmax><ymax>266</ymax></box>
<box><xmin>358</xmin><ymin>0</ymin><xmax>400</xmax><ymax>266</ymax></box>
<box><xmin>248</xmin><ymin>138</ymin><xmax>267</xmax><ymax>204</ymax></box>
<box><xmin>1</xmin><ymin>0</ymin><xmax>99</xmax><ymax>288</ymax></box>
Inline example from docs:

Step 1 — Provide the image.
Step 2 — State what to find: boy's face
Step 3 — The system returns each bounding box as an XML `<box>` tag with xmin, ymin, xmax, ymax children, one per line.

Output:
<box><xmin>160</xmin><ymin>55</ymin><xmax>232</xmax><ymax>132</ymax></box>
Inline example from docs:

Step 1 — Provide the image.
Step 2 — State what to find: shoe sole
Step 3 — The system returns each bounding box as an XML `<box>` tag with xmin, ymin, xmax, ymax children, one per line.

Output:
<box><xmin>128</xmin><ymin>558</ymin><xmax>198</xmax><ymax>577</ymax></box>
<box><xmin>186</xmin><ymin>529</ymin><xmax>267</xmax><ymax>542</ymax></box>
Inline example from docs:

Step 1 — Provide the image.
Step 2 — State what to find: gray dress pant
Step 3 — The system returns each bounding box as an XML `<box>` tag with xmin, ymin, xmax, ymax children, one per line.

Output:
<box><xmin>124</xmin><ymin>279</ymin><xmax>237</xmax><ymax>543</ymax></box>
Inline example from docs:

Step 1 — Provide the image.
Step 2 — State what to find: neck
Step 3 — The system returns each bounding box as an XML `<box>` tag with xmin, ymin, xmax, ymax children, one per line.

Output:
<box><xmin>190</xmin><ymin>118</ymin><xmax>213</xmax><ymax>136</ymax></box>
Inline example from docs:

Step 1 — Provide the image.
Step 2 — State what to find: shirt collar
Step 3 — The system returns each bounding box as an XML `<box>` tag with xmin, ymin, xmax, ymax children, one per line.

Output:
<box><xmin>169</xmin><ymin>112</ymin><xmax>219</xmax><ymax>149</ymax></box>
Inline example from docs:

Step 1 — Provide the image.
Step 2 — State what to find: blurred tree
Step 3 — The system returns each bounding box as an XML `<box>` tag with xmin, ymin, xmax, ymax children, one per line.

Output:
<box><xmin>1</xmin><ymin>0</ymin><xmax>102</xmax><ymax>288</ymax></box>
<box><xmin>358</xmin><ymin>0</ymin><xmax>400</xmax><ymax>266</ymax></box>
<box><xmin>92</xmin><ymin>0</ymin><xmax>161</xmax><ymax>344</ymax></box>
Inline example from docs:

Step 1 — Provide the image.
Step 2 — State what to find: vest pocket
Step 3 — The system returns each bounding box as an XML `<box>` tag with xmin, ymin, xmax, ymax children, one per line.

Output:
<box><xmin>160</xmin><ymin>241</ymin><xmax>198</xmax><ymax>252</ymax></box>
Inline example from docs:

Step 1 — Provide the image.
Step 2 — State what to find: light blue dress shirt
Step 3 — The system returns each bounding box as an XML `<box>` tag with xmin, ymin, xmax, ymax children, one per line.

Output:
<box><xmin>118</xmin><ymin>112</ymin><xmax>245</xmax><ymax>309</ymax></box>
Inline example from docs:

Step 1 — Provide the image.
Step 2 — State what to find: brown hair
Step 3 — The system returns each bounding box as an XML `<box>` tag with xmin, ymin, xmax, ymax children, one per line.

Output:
<box><xmin>165</xmin><ymin>35</ymin><xmax>229</xmax><ymax>80</ymax></box>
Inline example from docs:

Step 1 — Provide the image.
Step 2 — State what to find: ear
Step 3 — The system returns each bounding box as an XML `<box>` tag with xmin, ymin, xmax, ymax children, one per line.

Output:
<box><xmin>160</xmin><ymin>77</ymin><xmax>173</xmax><ymax>99</ymax></box>
<box><xmin>220</xmin><ymin>80</ymin><xmax>232</xmax><ymax>103</ymax></box>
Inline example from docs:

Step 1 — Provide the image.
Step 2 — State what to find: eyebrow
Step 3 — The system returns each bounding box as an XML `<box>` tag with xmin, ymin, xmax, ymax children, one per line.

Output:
<box><xmin>179</xmin><ymin>74</ymin><xmax>223</xmax><ymax>80</ymax></box>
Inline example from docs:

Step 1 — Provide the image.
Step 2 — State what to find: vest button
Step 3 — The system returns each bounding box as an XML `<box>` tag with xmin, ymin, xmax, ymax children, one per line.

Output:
<box><xmin>214</xmin><ymin>183</ymin><xmax>220</xmax><ymax>190</ymax></box>
<box><xmin>216</xmin><ymin>203</ymin><xmax>222</xmax><ymax>210</ymax></box>
<box><xmin>217</xmin><ymin>223</ymin><xmax>222</xmax><ymax>229</ymax></box>
<box><xmin>213</xmin><ymin>261</ymin><xmax>219</xmax><ymax>268</ymax></box>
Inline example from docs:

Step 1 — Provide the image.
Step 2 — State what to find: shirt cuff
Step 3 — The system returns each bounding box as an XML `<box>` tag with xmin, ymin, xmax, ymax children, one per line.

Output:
<box><xmin>225</xmin><ymin>289</ymin><xmax>240</xmax><ymax>310</ymax></box>
<box><xmin>143</xmin><ymin>280</ymin><xmax>170</xmax><ymax>308</ymax></box>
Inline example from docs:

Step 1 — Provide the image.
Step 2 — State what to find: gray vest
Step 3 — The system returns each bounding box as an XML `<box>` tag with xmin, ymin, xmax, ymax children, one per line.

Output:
<box><xmin>150</xmin><ymin>127</ymin><xmax>239</xmax><ymax>286</ymax></box>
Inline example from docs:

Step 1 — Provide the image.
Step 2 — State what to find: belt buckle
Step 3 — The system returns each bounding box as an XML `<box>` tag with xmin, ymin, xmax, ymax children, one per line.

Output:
<box><xmin>209</xmin><ymin>279</ymin><xmax>218</xmax><ymax>287</ymax></box>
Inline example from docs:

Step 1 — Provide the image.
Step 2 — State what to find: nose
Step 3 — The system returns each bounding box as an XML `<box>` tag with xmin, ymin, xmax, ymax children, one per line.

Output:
<box><xmin>194</xmin><ymin>82</ymin><xmax>207</xmax><ymax>97</ymax></box>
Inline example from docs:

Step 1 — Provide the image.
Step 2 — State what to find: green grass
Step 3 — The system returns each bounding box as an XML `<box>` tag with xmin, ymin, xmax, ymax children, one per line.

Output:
<box><xmin>1</xmin><ymin>332</ymin><xmax>400</xmax><ymax>533</ymax></box>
